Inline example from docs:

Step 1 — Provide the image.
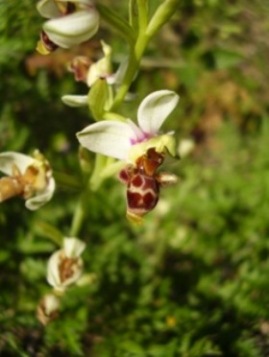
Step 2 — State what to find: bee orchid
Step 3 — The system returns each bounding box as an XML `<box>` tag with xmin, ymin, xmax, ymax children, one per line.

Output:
<box><xmin>36</xmin><ymin>0</ymin><xmax>99</xmax><ymax>55</ymax></box>
<box><xmin>77</xmin><ymin>90</ymin><xmax>179</xmax><ymax>163</ymax></box>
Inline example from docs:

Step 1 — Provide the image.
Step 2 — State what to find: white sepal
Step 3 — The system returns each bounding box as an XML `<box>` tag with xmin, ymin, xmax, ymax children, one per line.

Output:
<box><xmin>0</xmin><ymin>152</ymin><xmax>34</xmax><ymax>176</ymax></box>
<box><xmin>43</xmin><ymin>10</ymin><xmax>99</xmax><ymax>48</ymax></box>
<box><xmin>137</xmin><ymin>90</ymin><xmax>179</xmax><ymax>135</ymax></box>
<box><xmin>63</xmin><ymin>237</ymin><xmax>86</xmax><ymax>258</ymax></box>
<box><xmin>25</xmin><ymin>177</ymin><xmax>55</xmax><ymax>210</ymax></box>
<box><xmin>77</xmin><ymin>121</ymin><xmax>135</xmax><ymax>160</ymax></box>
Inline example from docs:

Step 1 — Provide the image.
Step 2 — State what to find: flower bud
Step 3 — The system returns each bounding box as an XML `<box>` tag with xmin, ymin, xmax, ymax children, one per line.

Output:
<box><xmin>36</xmin><ymin>293</ymin><xmax>61</xmax><ymax>325</ymax></box>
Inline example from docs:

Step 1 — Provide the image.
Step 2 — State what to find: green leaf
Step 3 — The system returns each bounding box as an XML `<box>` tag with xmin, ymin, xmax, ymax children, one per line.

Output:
<box><xmin>33</xmin><ymin>221</ymin><xmax>64</xmax><ymax>245</ymax></box>
<box><xmin>53</xmin><ymin>171</ymin><xmax>83</xmax><ymax>191</ymax></box>
<box><xmin>96</xmin><ymin>4</ymin><xmax>135</xmax><ymax>46</ymax></box>
<box><xmin>213</xmin><ymin>48</ymin><xmax>243</xmax><ymax>69</ymax></box>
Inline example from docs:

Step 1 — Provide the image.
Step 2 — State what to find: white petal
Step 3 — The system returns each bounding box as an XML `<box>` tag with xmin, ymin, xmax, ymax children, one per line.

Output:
<box><xmin>0</xmin><ymin>152</ymin><xmax>35</xmax><ymax>176</ymax></box>
<box><xmin>47</xmin><ymin>250</ymin><xmax>62</xmax><ymax>288</ymax></box>
<box><xmin>63</xmin><ymin>237</ymin><xmax>86</xmax><ymax>258</ymax></box>
<box><xmin>62</xmin><ymin>94</ymin><xmax>88</xmax><ymax>107</ymax></box>
<box><xmin>77</xmin><ymin>121</ymin><xmax>135</xmax><ymax>160</ymax></box>
<box><xmin>43</xmin><ymin>10</ymin><xmax>99</xmax><ymax>48</ymax></box>
<box><xmin>37</xmin><ymin>0</ymin><xmax>62</xmax><ymax>18</ymax></box>
<box><xmin>137</xmin><ymin>90</ymin><xmax>179</xmax><ymax>135</ymax></box>
<box><xmin>25</xmin><ymin>176</ymin><xmax>56</xmax><ymax>210</ymax></box>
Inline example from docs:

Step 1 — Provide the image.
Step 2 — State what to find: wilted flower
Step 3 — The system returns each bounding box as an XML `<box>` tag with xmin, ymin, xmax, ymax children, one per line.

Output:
<box><xmin>77</xmin><ymin>90</ymin><xmax>179</xmax><ymax>163</ymax></box>
<box><xmin>36</xmin><ymin>293</ymin><xmax>61</xmax><ymax>325</ymax></box>
<box><xmin>68</xmin><ymin>55</ymin><xmax>92</xmax><ymax>82</ymax></box>
<box><xmin>47</xmin><ymin>237</ymin><xmax>86</xmax><ymax>291</ymax></box>
<box><xmin>0</xmin><ymin>151</ymin><xmax>55</xmax><ymax>210</ymax></box>
<box><xmin>36</xmin><ymin>0</ymin><xmax>99</xmax><ymax>55</ymax></box>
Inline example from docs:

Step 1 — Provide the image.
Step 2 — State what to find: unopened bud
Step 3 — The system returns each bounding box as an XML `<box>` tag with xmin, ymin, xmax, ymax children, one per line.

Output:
<box><xmin>36</xmin><ymin>294</ymin><xmax>61</xmax><ymax>325</ymax></box>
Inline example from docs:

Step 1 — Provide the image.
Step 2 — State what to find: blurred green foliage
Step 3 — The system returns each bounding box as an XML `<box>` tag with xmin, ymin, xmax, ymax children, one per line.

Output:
<box><xmin>1</xmin><ymin>0</ymin><xmax>269</xmax><ymax>356</ymax></box>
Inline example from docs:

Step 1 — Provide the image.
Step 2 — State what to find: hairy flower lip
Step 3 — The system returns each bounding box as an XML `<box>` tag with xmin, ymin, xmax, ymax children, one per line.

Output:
<box><xmin>77</xmin><ymin>90</ymin><xmax>179</xmax><ymax>163</ymax></box>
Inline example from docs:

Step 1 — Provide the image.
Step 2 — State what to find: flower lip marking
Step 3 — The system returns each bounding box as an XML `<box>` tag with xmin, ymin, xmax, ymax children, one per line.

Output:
<box><xmin>119</xmin><ymin>147</ymin><xmax>173</xmax><ymax>223</ymax></box>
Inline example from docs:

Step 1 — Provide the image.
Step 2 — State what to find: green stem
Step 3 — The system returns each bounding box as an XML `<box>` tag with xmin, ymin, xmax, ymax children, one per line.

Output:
<box><xmin>70</xmin><ymin>194</ymin><xmax>85</xmax><ymax>237</ymax></box>
<box><xmin>110</xmin><ymin>33</ymin><xmax>150</xmax><ymax>111</ymax></box>
<box><xmin>89</xmin><ymin>154</ymin><xmax>107</xmax><ymax>191</ymax></box>
<box><xmin>110</xmin><ymin>0</ymin><xmax>178</xmax><ymax>111</ymax></box>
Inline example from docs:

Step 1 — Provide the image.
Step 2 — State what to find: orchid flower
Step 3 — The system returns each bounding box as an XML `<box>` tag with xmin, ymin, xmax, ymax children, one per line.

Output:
<box><xmin>77</xmin><ymin>90</ymin><xmax>179</xmax><ymax>163</ymax></box>
<box><xmin>47</xmin><ymin>237</ymin><xmax>86</xmax><ymax>292</ymax></box>
<box><xmin>36</xmin><ymin>0</ymin><xmax>99</xmax><ymax>55</ymax></box>
<box><xmin>62</xmin><ymin>41</ymin><xmax>113</xmax><ymax>107</ymax></box>
<box><xmin>0</xmin><ymin>151</ymin><xmax>55</xmax><ymax>210</ymax></box>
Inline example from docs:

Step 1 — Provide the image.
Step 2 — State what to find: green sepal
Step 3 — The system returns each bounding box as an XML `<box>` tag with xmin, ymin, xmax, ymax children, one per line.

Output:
<box><xmin>96</xmin><ymin>4</ymin><xmax>135</xmax><ymax>46</ymax></box>
<box><xmin>88</xmin><ymin>79</ymin><xmax>109</xmax><ymax>121</ymax></box>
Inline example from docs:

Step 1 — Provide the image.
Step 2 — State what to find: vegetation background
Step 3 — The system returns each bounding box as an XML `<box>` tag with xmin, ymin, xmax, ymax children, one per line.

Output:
<box><xmin>1</xmin><ymin>0</ymin><xmax>269</xmax><ymax>356</ymax></box>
